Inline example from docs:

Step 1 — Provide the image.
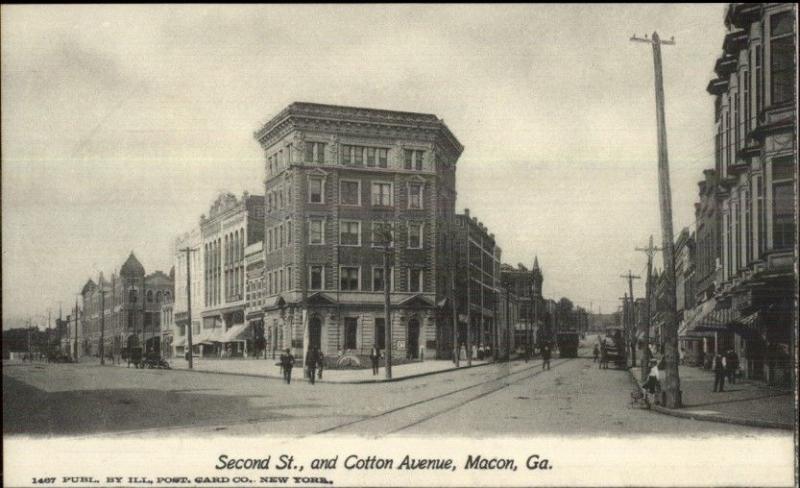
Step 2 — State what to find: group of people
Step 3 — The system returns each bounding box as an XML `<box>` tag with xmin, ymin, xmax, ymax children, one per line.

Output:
<box><xmin>278</xmin><ymin>348</ymin><xmax>325</xmax><ymax>385</ymax></box>
<box><xmin>711</xmin><ymin>348</ymin><xmax>739</xmax><ymax>393</ymax></box>
<box><xmin>593</xmin><ymin>342</ymin><xmax>609</xmax><ymax>369</ymax></box>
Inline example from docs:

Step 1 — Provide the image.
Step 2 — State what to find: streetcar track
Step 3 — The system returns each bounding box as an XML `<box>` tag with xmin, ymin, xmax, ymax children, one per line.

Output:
<box><xmin>384</xmin><ymin>359</ymin><xmax>572</xmax><ymax>435</ymax></box>
<box><xmin>315</xmin><ymin>358</ymin><xmax>573</xmax><ymax>436</ymax></box>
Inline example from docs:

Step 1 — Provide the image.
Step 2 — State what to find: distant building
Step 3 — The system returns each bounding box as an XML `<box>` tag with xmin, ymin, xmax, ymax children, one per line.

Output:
<box><xmin>173</xmin><ymin>227</ymin><xmax>204</xmax><ymax>358</ymax></box>
<box><xmin>79</xmin><ymin>252</ymin><xmax>173</xmax><ymax>358</ymax></box>
<box><xmin>501</xmin><ymin>259</ymin><xmax>544</xmax><ymax>351</ymax></box>
<box><xmin>244</xmin><ymin>240</ymin><xmax>266</xmax><ymax>357</ymax></box>
<box><xmin>453</xmin><ymin>209</ymin><xmax>501</xmax><ymax>358</ymax></box>
<box><xmin>199</xmin><ymin>192</ymin><xmax>265</xmax><ymax>358</ymax></box>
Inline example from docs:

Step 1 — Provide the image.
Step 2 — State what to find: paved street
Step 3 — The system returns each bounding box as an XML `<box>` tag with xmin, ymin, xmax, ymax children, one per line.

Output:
<box><xmin>3</xmin><ymin>338</ymin><xmax>789</xmax><ymax>439</ymax></box>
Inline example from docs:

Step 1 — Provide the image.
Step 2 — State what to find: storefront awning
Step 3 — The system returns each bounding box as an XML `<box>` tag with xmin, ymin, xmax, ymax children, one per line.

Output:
<box><xmin>219</xmin><ymin>323</ymin><xmax>254</xmax><ymax>343</ymax></box>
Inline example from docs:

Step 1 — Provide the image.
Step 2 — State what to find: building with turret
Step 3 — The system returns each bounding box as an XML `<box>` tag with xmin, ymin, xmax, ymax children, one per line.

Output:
<box><xmin>79</xmin><ymin>252</ymin><xmax>173</xmax><ymax>359</ymax></box>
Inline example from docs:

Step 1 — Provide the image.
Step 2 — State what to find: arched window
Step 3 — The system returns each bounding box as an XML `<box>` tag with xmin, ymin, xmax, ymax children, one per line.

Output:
<box><xmin>165</xmin><ymin>291</ymin><xmax>171</xmax><ymax>302</ymax></box>
<box><xmin>147</xmin><ymin>290</ymin><xmax>154</xmax><ymax>303</ymax></box>
<box><xmin>156</xmin><ymin>291</ymin><xmax>162</xmax><ymax>303</ymax></box>
<box><xmin>129</xmin><ymin>287</ymin><xmax>138</xmax><ymax>304</ymax></box>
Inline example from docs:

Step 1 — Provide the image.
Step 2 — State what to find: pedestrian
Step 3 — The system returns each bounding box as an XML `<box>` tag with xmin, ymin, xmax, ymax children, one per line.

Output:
<box><xmin>726</xmin><ymin>348</ymin><xmax>739</xmax><ymax>384</ymax></box>
<box><xmin>281</xmin><ymin>348</ymin><xmax>295</xmax><ymax>384</ymax></box>
<box><xmin>370</xmin><ymin>346</ymin><xmax>380</xmax><ymax>376</ymax></box>
<box><xmin>306</xmin><ymin>348</ymin><xmax>317</xmax><ymax>385</ymax></box>
<box><xmin>593</xmin><ymin>343</ymin><xmax>599</xmax><ymax>363</ymax></box>
<box><xmin>316</xmin><ymin>349</ymin><xmax>324</xmax><ymax>380</ymax></box>
<box><xmin>542</xmin><ymin>344</ymin><xmax>551</xmax><ymax>370</ymax></box>
<box><xmin>599</xmin><ymin>342</ymin><xmax>608</xmax><ymax>369</ymax></box>
<box><xmin>641</xmin><ymin>359</ymin><xmax>660</xmax><ymax>408</ymax></box>
<box><xmin>712</xmin><ymin>352</ymin><xmax>726</xmax><ymax>392</ymax></box>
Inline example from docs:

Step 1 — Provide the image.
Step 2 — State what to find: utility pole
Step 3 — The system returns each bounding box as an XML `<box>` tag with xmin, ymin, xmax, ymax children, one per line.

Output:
<box><xmin>465</xmin><ymin>230</ymin><xmax>472</xmax><ymax>367</ymax></box>
<box><xmin>381</xmin><ymin>229</ymin><xmax>393</xmax><ymax>379</ymax></box>
<box><xmin>620</xmin><ymin>270</ymin><xmax>641</xmax><ymax>367</ymax></box>
<box><xmin>180</xmin><ymin>247</ymin><xmax>197</xmax><ymax>369</ymax></box>
<box><xmin>450</xmin><ymin>228</ymin><xmax>459</xmax><ymax>367</ymax></box>
<box><xmin>74</xmin><ymin>297</ymin><xmax>80</xmax><ymax>361</ymax></box>
<box><xmin>636</xmin><ymin>235</ymin><xmax>663</xmax><ymax>381</ymax></box>
<box><xmin>99</xmin><ymin>288</ymin><xmax>107</xmax><ymax>365</ymax></box>
<box><xmin>631</xmin><ymin>31</ymin><xmax>681</xmax><ymax>408</ymax></box>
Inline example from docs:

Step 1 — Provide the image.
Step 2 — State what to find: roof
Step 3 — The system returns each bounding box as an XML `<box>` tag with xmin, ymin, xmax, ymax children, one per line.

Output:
<box><xmin>120</xmin><ymin>252</ymin><xmax>145</xmax><ymax>276</ymax></box>
<box><xmin>81</xmin><ymin>279</ymin><xmax>97</xmax><ymax>295</ymax></box>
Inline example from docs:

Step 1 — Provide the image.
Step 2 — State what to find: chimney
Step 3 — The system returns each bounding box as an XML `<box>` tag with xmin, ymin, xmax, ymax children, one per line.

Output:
<box><xmin>464</xmin><ymin>208</ymin><xmax>470</xmax><ymax>218</ymax></box>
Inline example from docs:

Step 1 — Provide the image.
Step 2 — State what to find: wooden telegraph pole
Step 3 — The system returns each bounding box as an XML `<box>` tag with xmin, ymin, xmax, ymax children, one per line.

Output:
<box><xmin>630</xmin><ymin>31</ymin><xmax>681</xmax><ymax>408</ymax></box>
<box><xmin>636</xmin><ymin>235</ymin><xmax>663</xmax><ymax>381</ymax></box>
<box><xmin>99</xmin><ymin>288</ymin><xmax>106</xmax><ymax>365</ymax></box>
<box><xmin>620</xmin><ymin>270</ymin><xmax>641</xmax><ymax>367</ymax></box>
<box><xmin>180</xmin><ymin>247</ymin><xmax>197</xmax><ymax>369</ymax></box>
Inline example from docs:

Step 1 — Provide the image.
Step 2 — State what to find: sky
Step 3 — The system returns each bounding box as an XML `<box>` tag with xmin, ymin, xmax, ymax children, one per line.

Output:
<box><xmin>1</xmin><ymin>4</ymin><xmax>728</xmax><ymax>328</ymax></box>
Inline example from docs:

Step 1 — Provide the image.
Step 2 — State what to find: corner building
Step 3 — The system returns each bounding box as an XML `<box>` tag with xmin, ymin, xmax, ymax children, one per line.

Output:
<box><xmin>255</xmin><ymin>102</ymin><xmax>463</xmax><ymax>363</ymax></box>
<box><xmin>695</xmin><ymin>3</ymin><xmax>796</xmax><ymax>385</ymax></box>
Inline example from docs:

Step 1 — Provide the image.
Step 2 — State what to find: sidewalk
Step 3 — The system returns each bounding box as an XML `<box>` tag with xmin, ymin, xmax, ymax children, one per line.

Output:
<box><xmin>630</xmin><ymin>365</ymin><xmax>794</xmax><ymax>430</ymax></box>
<box><xmin>103</xmin><ymin>356</ymin><xmax>502</xmax><ymax>383</ymax></box>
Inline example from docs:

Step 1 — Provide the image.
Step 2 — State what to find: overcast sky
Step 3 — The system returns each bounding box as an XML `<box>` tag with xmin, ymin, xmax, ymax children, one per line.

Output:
<box><xmin>1</xmin><ymin>4</ymin><xmax>727</xmax><ymax>327</ymax></box>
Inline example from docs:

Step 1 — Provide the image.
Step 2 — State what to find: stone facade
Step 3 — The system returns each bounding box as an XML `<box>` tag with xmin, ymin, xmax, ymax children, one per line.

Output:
<box><xmin>255</xmin><ymin>102</ymin><xmax>463</xmax><ymax>365</ymax></box>
<box><xmin>198</xmin><ymin>192</ymin><xmax>264</xmax><ymax>357</ymax></box>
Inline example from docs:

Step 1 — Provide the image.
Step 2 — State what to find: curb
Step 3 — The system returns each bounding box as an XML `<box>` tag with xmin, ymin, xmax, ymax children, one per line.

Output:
<box><xmin>113</xmin><ymin>358</ymin><xmax>508</xmax><ymax>384</ymax></box>
<box><xmin>625</xmin><ymin>369</ymin><xmax>794</xmax><ymax>431</ymax></box>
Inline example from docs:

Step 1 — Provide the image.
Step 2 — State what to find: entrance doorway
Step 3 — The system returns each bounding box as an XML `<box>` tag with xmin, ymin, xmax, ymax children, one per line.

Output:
<box><xmin>309</xmin><ymin>316</ymin><xmax>322</xmax><ymax>352</ymax></box>
<box><xmin>408</xmin><ymin>318</ymin><xmax>420</xmax><ymax>359</ymax></box>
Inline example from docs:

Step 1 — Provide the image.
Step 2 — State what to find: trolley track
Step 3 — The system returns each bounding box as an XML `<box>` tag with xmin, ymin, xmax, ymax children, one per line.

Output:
<box><xmin>315</xmin><ymin>358</ymin><xmax>573</xmax><ymax>437</ymax></box>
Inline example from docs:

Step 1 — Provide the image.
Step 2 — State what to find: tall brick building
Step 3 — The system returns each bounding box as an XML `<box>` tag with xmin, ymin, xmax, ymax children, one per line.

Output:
<box><xmin>255</xmin><ymin>102</ymin><xmax>463</xmax><ymax>363</ymax></box>
<box><xmin>686</xmin><ymin>3</ymin><xmax>796</xmax><ymax>385</ymax></box>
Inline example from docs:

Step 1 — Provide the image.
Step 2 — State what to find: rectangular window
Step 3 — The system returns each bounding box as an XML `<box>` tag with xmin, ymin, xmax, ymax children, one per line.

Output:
<box><xmin>340</xmin><ymin>266</ymin><xmax>360</xmax><ymax>291</ymax></box>
<box><xmin>305</xmin><ymin>142</ymin><xmax>325</xmax><ymax>164</ymax></box>
<box><xmin>371</xmin><ymin>182</ymin><xmax>393</xmax><ymax>206</ymax></box>
<box><xmin>378</xmin><ymin>148</ymin><xmax>388</xmax><ymax>168</ymax></box>
<box><xmin>279</xmin><ymin>269</ymin><xmax>284</xmax><ymax>292</ymax></box>
<box><xmin>408</xmin><ymin>223</ymin><xmax>423</xmax><ymax>249</ymax></box>
<box><xmin>354</xmin><ymin>146</ymin><xmax>364</xmax><ymax>166</ymax></box>
<box><xmin>287</xmin><ymin>266</ymin><xmax>293</xmax><ymax>289</ymax></box>
<box><xmin>342</xmin><ymin>145</ymin><xmax>352</xmax><ymax>165</ymax></box>
<box><xmin>372</xmin><ymin>267</ymin><xmax>393</xmax><ymax>292</ymax></box>
<box><xmin>409</xmin><ymin>268</ymin><xmax>423</xmax><ymax>293</ymax></box>
<box><xmin>309</xmin><ymin>177</ymin><xmax>323</xmax><ymax>203</ymax></box>
<box><xmin>755</xmin><ymin>45</ymin><xmax>763</xmax><ymax>114</ymax></box>
<box><xmin>772</xmin><ymin>157</ymin><xmax>796</xmax><ymax>250</ymax></box>
<box><xmin>366</xmin><ymin>147</ymin><xmax>376</xmax><ymax>167</ymax></box>
<box><xmin>344</xmin><ymin>317</ymin><xmax>358</xmax><ymax>350</ymax></box>
<box><xmin>374</xmin><ymin>318</ymin><xmax>386</xmax><ymax>350</ymax></box>
<box><xmin>771</xmin><ymin>12</ymin><xmax>795</xmax><ymax>105</ymax></box>
<box><xmin>309</xmin><ymin>219</ymin><xmax>324</xmax><ymax>244</ymax></box>
<box><xmin>404</xmin><ymin>149</ymin><xmax>413</xmax><ymax>170</ymax></box>
<box><xmin>340</xmin><ymin>180</ymin><xmax>360</xmax><ymax>206</ymax></box>
<box><xmin>286</xmin><ymin>218</ymin><xmax>292</xmax><ymax>244</ymax></box>
<box><xmin>267</xmin><ymin>229</ymin><xmax>273</xmax><ymax>252</ymax></box>
<box><xmin>408</xmin><ymin>183</ymin><xmax>422</xmax><ymax>209</ymax></box>
<box><xmin>340</xmin><ymin>221</ymin><xmax>361</xmax><ymax>246</ymax></box>
<box><xmin>415</xmin><ymin>150</ymin><xmax>424</xmax><ymax>170</ymax></box>
<box><xmin>372</xmin><ymin>222</ymin><xmax>394</xmax><ymax>247</ymax></box>
<box><xmin>744</xmin><ymin>190</ymin><xmax>752</xmax><ymax>264</ymax></box>
<box><xmin>309</xmin><ymin>266</ymin><xmax>323</xmax><ymax>290</ymax></box>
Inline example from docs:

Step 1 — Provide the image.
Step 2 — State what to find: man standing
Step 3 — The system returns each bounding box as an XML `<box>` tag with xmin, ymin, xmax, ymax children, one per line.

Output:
<box><xmin>593</xmin><ymin>343</ymin><xmax>599</xmax><ymax>363</ymax></box>
<box><xmin>542</xmin><ymin>344</ymin><xmax>551</xmax><ymax>370</ymax></box>
<box><xmin>281</xmin><ymin>348</ymin><xmax>295</xmax><ymax>384</ymax></box>
<box><xmin>317</xmin><ymin>349</ymin><xmax>325</xmax><ymax>380</ymax></box>
<box><xmin>306</xmin><ymin>348</ymin><xmax>317</xmax><ymax>385</ymax></box>
<box><xmin>726</xmin><ymin>348</ymin><xmax>739</xmax><ymax>385</ymax></box>
<box><xmin>370</xmin><ymin>346</ymin><xmax>380</xmax><ymax>376</ymax></box>
<box><xmin>712</xmin><ymin>352</ymin><xmax>726</xmax><ymax>392</ymax></box>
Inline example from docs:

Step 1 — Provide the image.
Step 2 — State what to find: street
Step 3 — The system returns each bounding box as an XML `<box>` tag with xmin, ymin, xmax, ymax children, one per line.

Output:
<box><xmin>3</xmin><ymin>338</ymin><xmax>784</xmax><ymax>439</ymax></box>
